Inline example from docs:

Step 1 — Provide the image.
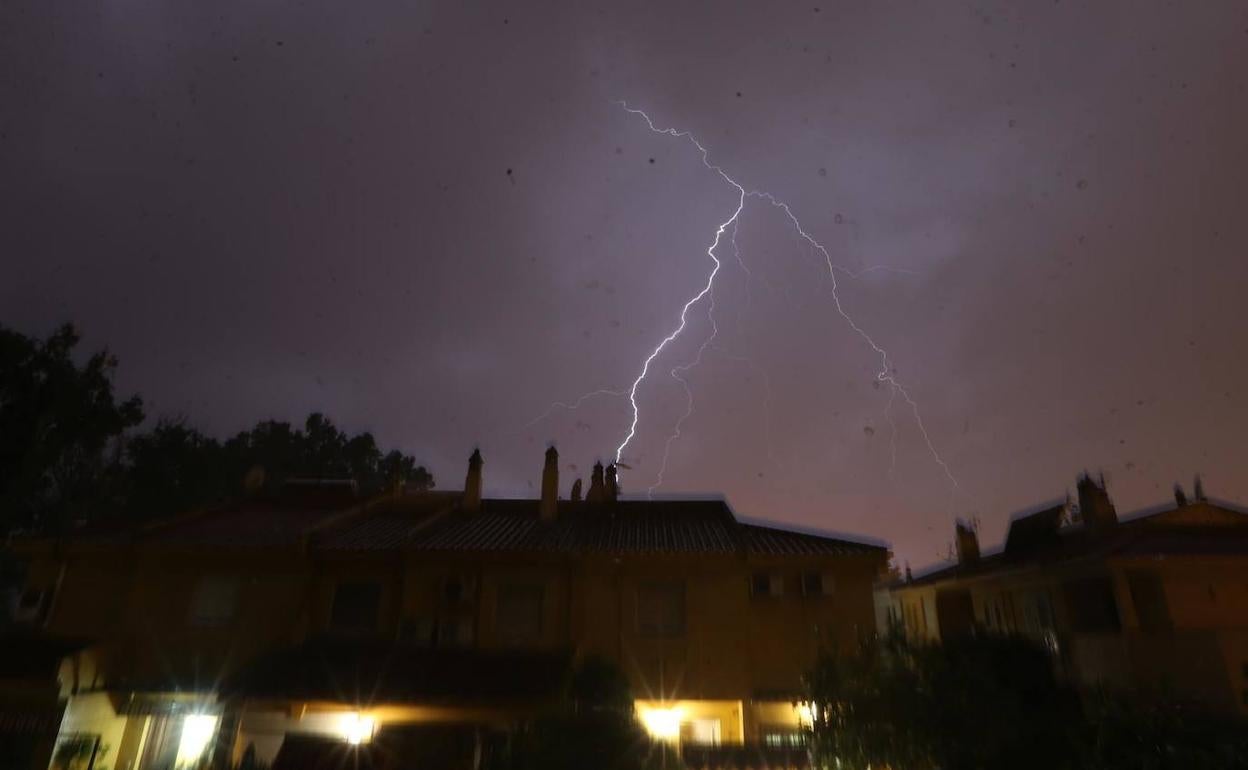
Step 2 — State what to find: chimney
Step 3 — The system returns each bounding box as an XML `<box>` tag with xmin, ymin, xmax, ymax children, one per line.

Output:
<box><xmin>1174</xmin><ymin>483</ymin><xmax>1188</xmax><ymax>507</ymax></box>
<box><xmin>586</xmin><ymin>462</ymin><xmax>605</xmax><ymax>503</ymax></box>
<box><xmin>463</xmin><ymin>449</ymin><xmax>483</xmax><ymax>513</ymax></box>
<box><xmin>1076</xmin><ymin>473</ymin><xmax>1116</xmax><ymax>533</ymax></box>
<box><xmin>955</xmin><ymin>519</ymin><xmax>980</xmax><ymax>565</ymax></box>
<box><xmin>540</xmin><ymin>446</ymin><xmax>559</xmax><ymax>521</ymax></box>
<box><xmin>570</xmin><ymin>478</ymin><xmax>583</xmax><ymax>502</ymax></box>
<box><xmin>605</xmin><ymin>463</ymin><xmax>619</xmax><ymax>502</ymax></box>
<box><xmin>1193</xmin><ymin>474</ymin><xmax>1206</xmax><ymax>502</ymax></box>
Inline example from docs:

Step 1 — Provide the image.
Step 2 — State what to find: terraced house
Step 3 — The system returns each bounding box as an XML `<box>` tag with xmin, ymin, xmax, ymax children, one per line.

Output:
<box><xmin>878</xmin><ymin>474</ymin><xmax>1248</xmax><ymax>718</ymax></box>
<box><xmin>2</xmin><ymin>448</ymin><xmax>887</xmax><ymax>769</ymax></box>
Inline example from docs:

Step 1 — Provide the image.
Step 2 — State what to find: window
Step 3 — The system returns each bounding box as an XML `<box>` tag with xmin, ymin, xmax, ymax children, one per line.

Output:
<box><xmin>188</xmin><ymin>576</ymin><xmax>239</xmax><ymax>627</ymax></box>
<box><xmin>438</xmin><ymin>614</ymin><xmax>475</xmax><ymax>646</ymax></box>
<box><xmin>330</xmin><ymin>581</ymin><xmax>382</xmax><ymax>632</ymax></box>
<box><xmin>1127</xmin><ymin>570</ymin><xmax>1172</xmax><ymax>633</ymax></box>
<box><xmin>400</xmin><ymin>617</ymin><xmax>435</xmax><ymax>645</ymax></box>
<box><xmin>495</xmin><ymin>583</ymin><xmax>544</xmax><ymax>644</ymax></box>
<box><xmin>681</xmin><ymin>719</ymin><xmax>721</xmax><ymax>746</ymax></box>
<box><xmin>443</xmin><ymin>575</ymin><xmax>475</xmax><ymax>603</ymax></box>
<box><xmin>750</xmin><ymin>572</ymin><xmax>782</xmax><ymax>598</ymax></box>
<box><xmin>801</xmin><ymin>572</ymin><xmax>834</xmax><ymax>597</ymax></box>
<box><xmin>637</xmin><ymin>581</ymin><xmax>685</xmax><ymax>638</ymax></box>
<box><xmin>1063</xmin><ymin>576</ymin><xmax>1122</xmax><ymax>633</ymax></box>
<box><xmin>761</xmin><ymin>728</ymin><xmax>806</xmax><ymax>748</ymax></box>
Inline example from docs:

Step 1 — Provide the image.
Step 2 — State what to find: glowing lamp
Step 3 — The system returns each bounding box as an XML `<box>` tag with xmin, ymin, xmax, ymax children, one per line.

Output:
<box><xmin>639</xmin><ymin>706</ymin><xmax>682</xmax><ymax>741</ymax></box>
<box><xmin>175</xmin><ymin>714</ymin><xmax>218</xmax><ymax>765</ymax></box>
<box><xmin>339</xmin><ymin>712</ymin><xmax>376</xmax><ymax>745</ymax></box>
<box><xmin>795</xmin><ymin>703</ymin><xmax>816</xmax><ymax>726</ymax></box>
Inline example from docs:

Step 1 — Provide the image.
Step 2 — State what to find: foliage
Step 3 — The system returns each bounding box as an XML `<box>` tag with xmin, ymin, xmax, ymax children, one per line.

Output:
<box><xmin>0</xmin><ymin>323</ymin><xmax>433</xmax><ymax>535</ymax></box>
<box><xmin>806</xmin><ymin>633</ymin><xmax>1248</xmax><ymax>770</ymax></box>
<box><xmin>1080</xmin><ymin>687</ymin><xmax>1248</xmax><ymax>770</ymax></box>
<box><xmin>0</xmin><ymin>323</ymin><xmax>143</xmax><ymax>533</ymax></box>
<box><xmin>805</xmin><ymin>634</ymin><xmax>1082</xmax><ymax>770</ymax></box>
<box><xmin>488</xmin><ymin>656</ymin><xmax>682</xmax><ymax>770</ymax></box>
<box><xmin>52</xmin><ymin>735</ymin><xmax>109</xmax><ymax>770</ymax></box>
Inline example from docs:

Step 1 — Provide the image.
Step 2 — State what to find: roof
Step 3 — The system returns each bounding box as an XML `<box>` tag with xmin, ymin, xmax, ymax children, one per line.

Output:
<box><xmin>37</xmin><ymin>485</ymin><xmax>885</xmax><ymax>558</ymax></box>
<box><xmin>225</xmin><ymin>640</ymin><xmax>573</xmax><ymax>705</ymax></box>
<box><xmin>895</xmin><ymin>500</ymin><xmax>1248</xmax><ymax>590</ymax></box>
<box><xmin>317</xmin><ymin>498</ymin><xmax>886</xmax><ymax>557</ymax></box>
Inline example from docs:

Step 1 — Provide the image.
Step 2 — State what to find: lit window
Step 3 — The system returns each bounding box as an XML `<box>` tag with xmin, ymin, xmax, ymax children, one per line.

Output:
<box><xmin>188</xmin><ymin>576</ymin><xmax>239</xmax><ymax>627</ymax></box>
<box><xmin>637</xmin><ymin>581</ymin><xmax>685</xmax><ymax>638</ymax></box>
<box><xmin>495</xmin><ymin>583</ymin><xmax>544</xmax><ymax>644</ymax></box>
<box><xmin>683</xmin><ymin>718</ymin><xmax>721</xmax><ymax>746</ymax></box>
<box><xmin>330</xmin><ymin>581</ymin><xmax>382</xmax><ymax>633</ymax></box>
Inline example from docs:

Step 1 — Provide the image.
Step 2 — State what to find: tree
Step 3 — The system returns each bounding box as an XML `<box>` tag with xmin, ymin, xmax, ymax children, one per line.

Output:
<box><xmin>1</xmin><ymin>324</ymin><xmax>435</xmax><ymax>535</ymax></box>
<box><xmin>805</xmin><ymin>634</ymin><xmax>1082</xmax><ymax>770</ymax></box>
<box><xmin>121</xmin><ymin>418</ymin><xmax>229</xmax><ymax>520</ymax></box>
<box><xmin>1081</xmin><ymin>687</ymin><xmax>1248</xmax><ymax>770</ymax></box>
<box><xmin>0</xmin><ymin>324</ymin><xmax>143</xmax><ymax>533</ymax></box>
<box><xmin>489</xmin><ymin>656</ymin><xmax>681</xmax><ymax>770</ymax></box>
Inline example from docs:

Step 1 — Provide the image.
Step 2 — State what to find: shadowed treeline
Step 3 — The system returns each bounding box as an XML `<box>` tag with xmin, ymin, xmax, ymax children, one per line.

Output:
<box><xmin>0</xmin><ymin>323</ymin><xmax>433</xmax><ymax>536</ymax></box>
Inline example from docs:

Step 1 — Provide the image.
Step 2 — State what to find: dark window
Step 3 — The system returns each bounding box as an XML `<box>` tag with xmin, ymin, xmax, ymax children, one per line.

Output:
<box><xmin>1062</xmin><ymin>576</ymin><xmax>1122</xmax><ymax>633</ymax></box>
<box><xmin>637</xmin><ymin>581</ymin><xmax>685</xmax><ymax>637</ymax></box>
<box><xmin>750</xmin><ymin>573</ymin><xmax>781</xmax><ymax>598</ymax></box>
<box><xmin>444</xmin><ymin>575</ymin><xmax>474</xmax><ymax>603</ymax></box>
<box><xmin>437</xmin><ymin>614</ymin><xmax>475</xmax><ymax>647</ymax></box>
<box><xmin>495</xmin><ymin>583</ymin><xmax>544</xmax><ymax>644</ymax></box>
<box><xmin>400</xmin><ymin>617</ymin><xmax>435</xmax><ymax>645</ymax></box>
<box><xmin>1127</xmin><ymin>570</ymin><xmax>1172</xmax><ymax>633</ymax></box>
<box><xmin>330</xmin><ymin>581</ymin><xmax>382</xmax><ymax>632</ymax></box>
<box><xmin>801</xmin><ymin>572</ymin><xmax>833</xmax><ymax>597</ymax></box>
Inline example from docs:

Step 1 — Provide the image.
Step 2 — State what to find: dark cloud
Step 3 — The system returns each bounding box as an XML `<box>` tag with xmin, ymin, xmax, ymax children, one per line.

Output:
<box><xmin>2</xmin><ymin>0</ymin><xmax>1247</xmax><ymax>565</ymax></box>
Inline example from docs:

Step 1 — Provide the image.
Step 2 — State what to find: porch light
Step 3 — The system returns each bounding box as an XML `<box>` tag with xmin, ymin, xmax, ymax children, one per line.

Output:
<box><xmin>175</xmin><ymin>714</ymin><xmax>218</xmax><ymax>765</ymax></box>
<box><xmin>339</xmin><ymin>712</ymin><xmax>376</xmax><ymax>745</ymax></box>
<box><xmin>639</xmin><ymin>706</ymin><xmax>683</xmax><ymax>740</ymax></box>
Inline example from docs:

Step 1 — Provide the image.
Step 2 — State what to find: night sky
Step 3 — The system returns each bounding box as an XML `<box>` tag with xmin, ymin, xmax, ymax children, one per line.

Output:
<box><xmin>3</xmin><ymin>1</ymin><xmax>1247</xmax><ymax>566</ymax></box>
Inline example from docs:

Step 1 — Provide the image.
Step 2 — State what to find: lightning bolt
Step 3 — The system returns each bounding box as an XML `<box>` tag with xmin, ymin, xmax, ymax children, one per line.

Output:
<box><xmin>613</xmin><ymin>104</ymin><xmax>744</xmax><ymax>469</ymax></box>
<box><xmin>613</xmin><ymin>102</ymin><xmax>958</xmax><ymax>495</ymax></box>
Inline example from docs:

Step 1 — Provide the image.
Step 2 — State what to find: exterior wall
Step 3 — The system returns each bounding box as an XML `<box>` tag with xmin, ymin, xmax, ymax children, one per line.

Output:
<box><xmin>53</xmin><ymin>692</ymin><xmax>127</xmax><ymax>770</ymax></box>
<box><xmin>880</xmin><ymin>549</ymin><xmax>1248</xmax><ymax>717</ymax></box>
<box><xmin>16</xmin><ymin>519</ymin><xmax>887</xmax><ymax>762</ymax></box>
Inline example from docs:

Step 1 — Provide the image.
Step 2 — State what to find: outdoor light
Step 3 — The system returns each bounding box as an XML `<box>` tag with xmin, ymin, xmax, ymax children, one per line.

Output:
<box><xmin>339</xmin><ymin>712</ymin><xmax>376</xmax><ymax>745</ymax></box>
<box><xmin>639</xmin><ymin>706</ymin><xmax>683</xmax><ymax>741</ymax></box>
<box><xmin>795</xmin><ymin>703</ymin><xmax>816</xmax><ymax>726</ymax></box>
<box><xmin>175</xmin><ymin>714</ymin><xmax>218</xmax><ymax>765</ymax></box>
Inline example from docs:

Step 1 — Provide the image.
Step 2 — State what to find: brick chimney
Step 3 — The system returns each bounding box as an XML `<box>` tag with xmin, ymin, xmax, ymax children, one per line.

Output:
<box><xmin>570</xmin><ymin>478</ymin><xmax>583</xmax><ymax>502</ymax></box>
<box><xmin>605</xmin><ymin>463</ymin><xmax>619</xmax><ymax>502</ymax></box>
<box><xmin>955</xmin><ymin>519</ymin><xmax>980</xmax><ymax>565</ymax></box>
<box><xmin>1193</xmin><ymin>474</ymin><xmax>1206</xmax><ymax>502</ymax></box>
<box><xmin>540</xmin><ymin>446</ymin><xmax>559</xmax><ymax>521</ymax></box>
<box><xmin>586</xmin><ymin>462</ymin><xmax>605</xmax><ymax>503</ymax></box>
<box><xmin>1076</xmin><ymin>473</ymin><xmax>1116</xmax><ymax>533</ymax></box>
<box><xmin>463</xmin><ymin>449</ymin><xmax>483</xmax><ymax>513</ymax></box>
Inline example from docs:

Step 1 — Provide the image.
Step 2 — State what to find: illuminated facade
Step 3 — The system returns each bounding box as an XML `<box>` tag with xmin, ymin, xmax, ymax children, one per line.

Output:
<box><xmin>4</xmin><ymin>448</ymin><xmax>886</xmax><ymax>769</ymax></box>
<box><xmin>878</xmin><ymin>474</ymin><xmax>1248</xmax><ymax>717</ymax></box>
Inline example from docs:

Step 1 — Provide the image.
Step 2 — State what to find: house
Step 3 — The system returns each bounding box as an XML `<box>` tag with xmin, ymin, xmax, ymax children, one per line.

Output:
<box><xmin>878</xmin><ymin>473</ymin><xmax>1248</xmax><ymax>717</ymax></box>
<box><xmin>3</xmin><ymin>448</ymin><xmax>888</xmax><ymax>769</ymax></box>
